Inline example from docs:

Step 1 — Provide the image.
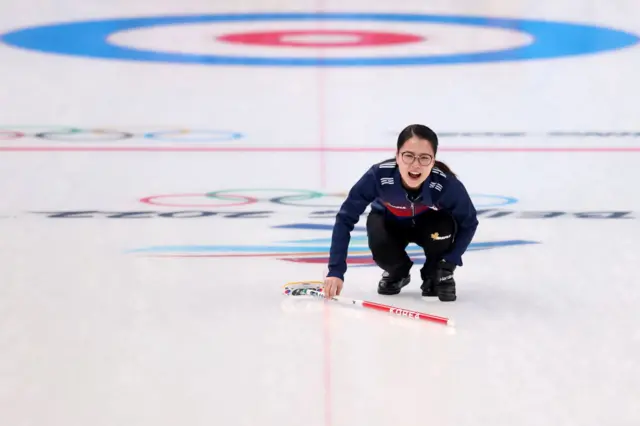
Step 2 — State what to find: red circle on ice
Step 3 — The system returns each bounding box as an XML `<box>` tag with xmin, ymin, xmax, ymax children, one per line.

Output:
<box><xmin>216</xmin><ymin>30</ymin><xmax>425</xmax><ymax>48</ymax></box>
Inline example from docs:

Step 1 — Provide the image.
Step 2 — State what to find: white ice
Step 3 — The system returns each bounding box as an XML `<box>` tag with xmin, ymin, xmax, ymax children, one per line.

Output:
<box><xmin>1</xmin><ymin>1</ymin><xmax>640</xmax><ymax>426</ymax></box>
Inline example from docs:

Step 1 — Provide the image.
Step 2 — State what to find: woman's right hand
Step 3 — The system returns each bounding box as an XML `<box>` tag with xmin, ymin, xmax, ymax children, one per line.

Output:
<box><xmin>323</xmin><ymin>276</ymin><xmax>343</xmax><ymax>299</ymax></box>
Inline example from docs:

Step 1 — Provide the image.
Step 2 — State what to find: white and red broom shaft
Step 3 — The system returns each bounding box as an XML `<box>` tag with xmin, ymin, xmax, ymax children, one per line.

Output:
<box><xmin>356</xmin><ymin>298</ymin><xmax>450</xmax><ymax>326</ymax></box>
<box><xmin>309</xmin><ymin>289</ymin><xmax>452</xmax><ymax>326</ymax></box>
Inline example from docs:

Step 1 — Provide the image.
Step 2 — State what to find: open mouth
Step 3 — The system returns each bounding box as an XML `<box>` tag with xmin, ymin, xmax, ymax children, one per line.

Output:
<box><xmin>408</xmin><ymin>171</ymin><xmax>422</xmax><ymax>179</ymax></box>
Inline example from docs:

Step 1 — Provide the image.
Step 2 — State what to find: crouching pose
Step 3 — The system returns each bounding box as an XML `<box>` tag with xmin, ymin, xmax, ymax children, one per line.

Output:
<box><xmin>323</xmin><ymin>124</ymin><xmax>479</xmax><ymax>302</ymax></box>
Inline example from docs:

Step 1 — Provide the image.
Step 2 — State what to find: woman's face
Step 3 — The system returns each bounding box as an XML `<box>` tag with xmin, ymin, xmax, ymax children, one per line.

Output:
<box><xmin>396</xmin><ymin>136</ymin><xmax>435</xmax><ymax>189</ymax></box>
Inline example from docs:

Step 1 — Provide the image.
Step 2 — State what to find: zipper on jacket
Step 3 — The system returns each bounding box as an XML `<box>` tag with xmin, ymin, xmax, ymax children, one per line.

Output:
<box><xmin>405</xmin><ymin>192</ymin><xmax>417</xmax><ymax>226</ymax></box>
<box><xmin>411</xmin><ymin>202</ymin><xmax>415</xmax><ymax>226</ymax></box>
<box><xmin>408</xmin><ymin>193</ymin><xmax>415</xmax><ymax>226</ymax></box>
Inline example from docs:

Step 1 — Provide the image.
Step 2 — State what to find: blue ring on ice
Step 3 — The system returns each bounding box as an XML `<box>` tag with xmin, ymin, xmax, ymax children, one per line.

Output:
<box><xmin>1</xmin><ymin>13</ymin><xmax>638</xmax><ymax>66</ymax></box>
<box><xmin>471</xmin><ymin>194</ymin><xmax>518</xmax><ymax>208</ymax></box>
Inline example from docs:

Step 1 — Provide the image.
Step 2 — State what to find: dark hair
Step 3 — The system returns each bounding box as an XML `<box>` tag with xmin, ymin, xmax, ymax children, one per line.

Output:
<box><xmin>397</xmin><ymin>124</ymin><xmax>455</xmax><ymax>177</ymax></box>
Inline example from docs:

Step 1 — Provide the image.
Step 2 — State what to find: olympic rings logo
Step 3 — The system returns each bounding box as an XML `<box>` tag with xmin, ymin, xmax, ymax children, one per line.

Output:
<box><xmin>140</xmin><ymin>189</ymin><xmax>349</xmax><ymax>208</ymax></box>
<box><xmin>139</xmin><ymin>189</ymin><xmax>518</xmax><ymax>209</ymax></box>
<box><xmin>0</xmin><ymin>126</ymin><xmax>243</xmax><ymax>142</ymax></box>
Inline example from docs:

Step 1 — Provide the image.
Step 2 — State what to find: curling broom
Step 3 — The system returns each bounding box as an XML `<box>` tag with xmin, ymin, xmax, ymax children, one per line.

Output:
<box><xmin>283</xmin><ymin>280</ymin><xmax>454</xmax><ymax>327</ymax></box>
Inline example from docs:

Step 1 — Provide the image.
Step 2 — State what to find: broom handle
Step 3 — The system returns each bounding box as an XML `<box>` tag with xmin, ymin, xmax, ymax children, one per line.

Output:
<box><xmin>309</xmin><ymin>289</ymin><xmax>453</xmax><ymax>326</ymax></box>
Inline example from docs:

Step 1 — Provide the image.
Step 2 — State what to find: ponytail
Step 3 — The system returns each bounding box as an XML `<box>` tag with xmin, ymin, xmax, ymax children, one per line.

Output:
<box><xmin>434</xmin><ymin>160</ymin><xmax>456</xmax><ymax>177</ymax></box>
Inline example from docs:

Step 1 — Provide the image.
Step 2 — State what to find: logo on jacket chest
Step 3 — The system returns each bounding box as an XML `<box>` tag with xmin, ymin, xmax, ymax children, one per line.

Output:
<box><xmin>379</xmin><ymin>186</ymin><xmax>436</xmax><ymax>216</ymax></box>
<box><xmin>386</xmin><ymin>202</ymin><xmax>407</xmax><ymax>209</ymax></box>
<box><xmin>382</xmin><ymin>200</ymin><xmax>432</xmax><ymax>217</ymax></box>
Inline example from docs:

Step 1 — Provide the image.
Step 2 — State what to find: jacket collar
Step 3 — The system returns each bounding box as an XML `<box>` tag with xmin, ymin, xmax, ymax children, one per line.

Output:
<box><xmin>393</xmin><ymin>168</ymin><xmax>434</xmax><ymax>205</ymax></box>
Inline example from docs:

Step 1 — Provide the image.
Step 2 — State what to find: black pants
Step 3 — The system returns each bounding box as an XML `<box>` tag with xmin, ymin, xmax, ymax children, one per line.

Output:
<box><xmin>366</xmin><ymin>208</ymin><xmax>456</xmax><ymax>279</ymax></box>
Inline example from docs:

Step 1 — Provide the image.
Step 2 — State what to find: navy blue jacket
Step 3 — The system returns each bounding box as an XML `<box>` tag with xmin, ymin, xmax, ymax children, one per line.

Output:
<box><xmin>327</xmin><ymin>158</ymin><xmax>479</xmax><ymax>280</ymax></box>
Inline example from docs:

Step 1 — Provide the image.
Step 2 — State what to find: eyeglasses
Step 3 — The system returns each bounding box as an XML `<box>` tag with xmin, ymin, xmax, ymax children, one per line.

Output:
<box><xmin>400</xmin><ymin>151</ymin><xmax>433</xmax><ymax>166</ymax></box>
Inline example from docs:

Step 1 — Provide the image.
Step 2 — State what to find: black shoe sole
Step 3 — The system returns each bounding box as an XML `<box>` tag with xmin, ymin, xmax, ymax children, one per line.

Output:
<box><xmin>438</xmin><ymin>295</ymin><xmax>457</xmax><ymax>302</ymax></box>
<box><xmin>379</xmin><ymin>288</ymin><xmax>402</xmax><ymax>295</ymax></box>
<box><xmin>437</xmin><ymin>288</ymin><xmax>456</xmax><ymax>301</ymax></box>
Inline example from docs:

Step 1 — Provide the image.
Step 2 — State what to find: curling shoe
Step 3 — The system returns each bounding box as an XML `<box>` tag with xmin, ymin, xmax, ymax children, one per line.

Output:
<box><xmin>434</xmin><ymin>261</ymin><xmax>457</xmax><ymax>302</ymax></box>
<box><xmin>421</xmin><ymin>260</ymin><xmax>456</xmax><ymax>301</ymax></box>
<box><xmin>420</xmin><ymin>259</ymin><xmax>438</xmax><ymax>297</ymax></box>
<box><xmin>377</xmin><ymin>271</ymin><xmax>411</xmax><ymax>295</ymax></box>
<box><xmin>420</xmin><ymin>278</ymin><xmax>437</xmax><ymax>297</ymax></box>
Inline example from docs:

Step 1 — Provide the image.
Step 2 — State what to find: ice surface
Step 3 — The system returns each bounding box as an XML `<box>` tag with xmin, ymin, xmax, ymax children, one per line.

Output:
<box><xmin>1</xmin><ymin>1</ymin><xmax>640</xmax><ymax>425</ymax></box>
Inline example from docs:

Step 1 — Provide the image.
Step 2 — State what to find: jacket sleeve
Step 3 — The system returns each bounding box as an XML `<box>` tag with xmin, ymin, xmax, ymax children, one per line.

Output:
<box><xmin>326</xmin><ymin>167</ymin><xmax>378</xmax><ymax>280</ymax></box>
<box><xmin>438</xmin><ymin>178</ymin><xmax>479</xmax><ymax>266</ymax></box>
